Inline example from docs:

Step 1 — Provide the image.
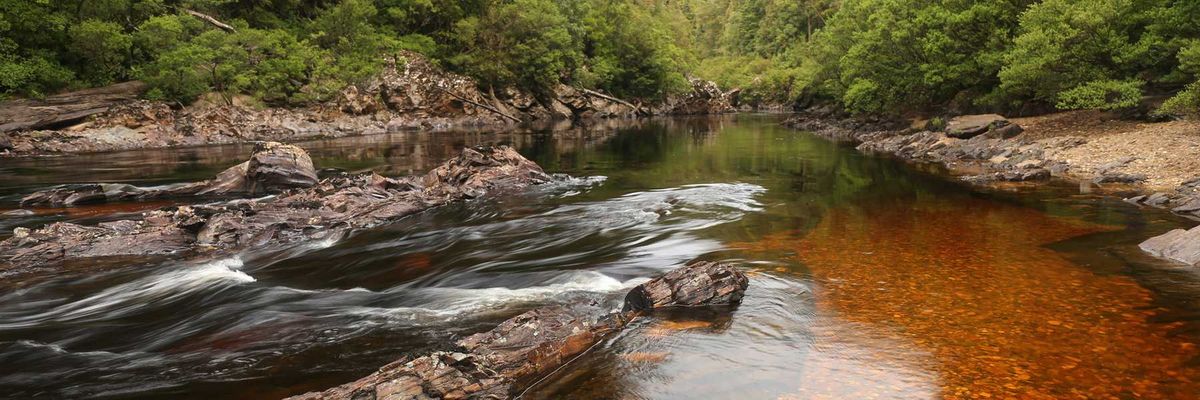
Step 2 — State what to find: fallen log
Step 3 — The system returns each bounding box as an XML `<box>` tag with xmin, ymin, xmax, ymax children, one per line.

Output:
<box><xmin>286</xmin><ymin>261</ymin><xmax>749</xmax><ymax>400</ymax></box>
<box><xmin>580</xmin><ymin>88</ymin><xmax>647</xmax><ymax>116</ymax></box>
<box><xmin>0</xmin><ymin>145</ymin><xmax>551</xmax><ymax>273</ymax></box>
<box><xmin>437</xmin><ymin>87</ymin><xmax>523</xmax><ymax>123</ymax></box>
<box><xmin>182</xmin><ymin>8</ymin><xmax>237</xmax><ymax>32</ymax></box>
<box><xmin>0</xmin><ymin>81</ymin><xmax>147</xmax><ymax>133</ymax></box>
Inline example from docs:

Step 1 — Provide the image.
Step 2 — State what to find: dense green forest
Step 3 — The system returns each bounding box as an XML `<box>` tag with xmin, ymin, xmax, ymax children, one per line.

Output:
<box><xmin>2</xmin><ymin>0</ymin><xmax>1199</xmax><ymax>117</ymax></box>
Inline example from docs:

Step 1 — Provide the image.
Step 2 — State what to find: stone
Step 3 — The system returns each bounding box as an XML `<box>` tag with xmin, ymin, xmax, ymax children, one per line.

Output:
<box><xmin>1140</xmin><ymin>225</ymin><xmax>1200</xmax><ymax>266</ymax></box>
<box><xmin>1145</xmin><ymin>192</ymin><xmax>1174</xmax><ymax>207</ymax></box>
<box><xmin>623</xmin><ymin>261</ymin><xmax>750</xmax><ymax>312</ymax></box>
<box><xmin>245</xmin><ymin>141</ymin><xmax>319</xmax><ymax>193</ymax></box>
<box><xmin>0</xmin><ymin>133</ymin><xmax>11</xmax><ymax>151</ymax></box>
<box><xmin>1093</xmin><ymin>173</ymin><xmax>1148</xmax><ymax>184</ymax></box>
<box><xmin>945</xmin><ymin>114</ymin><xmax>1017</xmax><ymax>139</ymax></box>
<box><xmin>1172</xmin><ymin>197</ymin><xmax>1200</xmax><ymax>213</ymax></box>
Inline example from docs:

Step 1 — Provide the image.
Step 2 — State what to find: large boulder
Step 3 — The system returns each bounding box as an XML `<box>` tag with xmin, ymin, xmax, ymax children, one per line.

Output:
<box><xmin>945</xmin><ymin>114</ymin><xmax>1023</xmax><ymax>139</ymax></box>
<box><xmin>1140</xmin><ymin>226</ymin><xmax>1200</xmax><ymax>266</ymax></box>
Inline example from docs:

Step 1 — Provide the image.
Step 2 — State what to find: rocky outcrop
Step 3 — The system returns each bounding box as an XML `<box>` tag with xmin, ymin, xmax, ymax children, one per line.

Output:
<box><xmin>1124</xmin><ymin>177</ymin><xmax>1200</xmax><ymax>220</ymax></box>
<box><xmin>20</xmin><ymin>142</ymin><xmax>318</xmax><ymax>207</ymax></box>
<box><xmin>1140</xmin><ymin>225</ymin><xmax>1200</xmax><ymax>266</ymax></box>
<box><xmin>286</xmin><ymin>261</ymin><xmax>748</xmax><ymax>400</ymax></box>
<box><xmin>655</xmin><ymin>79</ymin><xmax>737</xmax><ymax>115</ymax></box>
<box><xmin>1</xmin><ymin>145</ymin><xmax>550</xmax><ymax>272</ymax></box>
<box><xmin>2</xmin><ymin>53</ymin><xmax>736</xmax><ymax>156</ymax></box>
<box><xmin>944</xmin><ymin>114</ymin><xmax>1023</xmax><ymax>139</ymax></box>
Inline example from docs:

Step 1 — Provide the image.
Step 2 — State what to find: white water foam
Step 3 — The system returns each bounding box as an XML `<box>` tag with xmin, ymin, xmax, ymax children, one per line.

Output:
<box><xmin>0</xmin><ymin>257</ymin><xmax>254</xmax><ymax>328</ymax></box>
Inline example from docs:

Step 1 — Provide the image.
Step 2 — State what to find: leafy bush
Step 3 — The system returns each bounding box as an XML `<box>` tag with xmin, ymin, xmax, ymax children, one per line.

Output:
<box><xmin>1054</xmin><ymin>80</ymin><xmax>1143</xmax><ymax>111</ymax></box>
<box><xmin>69</xmin><ymin>20</ymin><xmax>132</xmax><ymax>85</ymax></box>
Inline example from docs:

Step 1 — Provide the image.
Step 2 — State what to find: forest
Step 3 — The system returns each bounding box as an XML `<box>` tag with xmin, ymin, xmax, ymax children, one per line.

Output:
<box><xmin>2</xmin><ymin>0</ymin><xmax>1199</xmax><ymax>117</ymax></box>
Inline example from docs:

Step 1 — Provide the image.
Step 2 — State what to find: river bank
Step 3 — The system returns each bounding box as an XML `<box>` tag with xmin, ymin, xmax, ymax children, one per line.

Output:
<box><xmin>784</xmin><ymin>109</ymin><xmax>1200</xmax><ymax>220</ymax></box>
<box><xmin>0</xmin><ymin>51</ymin><xmax>737</xmax><ymax>157</ymax></box>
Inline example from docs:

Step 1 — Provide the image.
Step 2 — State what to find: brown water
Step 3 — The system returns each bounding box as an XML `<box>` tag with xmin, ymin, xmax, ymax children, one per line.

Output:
<box><xmin>1</xmin><ymin>115</ymin><xmax>1198</xmax><ymax>399</ymax></box>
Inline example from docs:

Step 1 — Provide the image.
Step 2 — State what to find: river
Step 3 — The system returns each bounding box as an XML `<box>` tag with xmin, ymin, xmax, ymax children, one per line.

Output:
<box><xmin>1</xmin><ymin>115</ymin><xmax>1198</xmax><ymax>399</ymax></box>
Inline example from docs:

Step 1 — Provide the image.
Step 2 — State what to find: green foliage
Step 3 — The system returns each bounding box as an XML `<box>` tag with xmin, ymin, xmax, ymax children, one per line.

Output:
<box><xmin>1055</xmin><ymin>79</ymin><xmax>1143</xmax><ymax>111</ymax></box>
<box><xmin>567</xmin><ymin>1</ymin><xmax>690</xmax><ymax>99</ymax></box>
<box><xmin>448</xmin><ymin>0</ymin><xmax>578</xmax><ymax>93</ymax></box>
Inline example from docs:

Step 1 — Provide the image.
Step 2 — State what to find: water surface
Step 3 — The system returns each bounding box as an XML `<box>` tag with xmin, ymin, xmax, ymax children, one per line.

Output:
<box><xmin>0</xmin><ymin>115</ymin><xmax>1197</xmax><ymax>399</ymax></box>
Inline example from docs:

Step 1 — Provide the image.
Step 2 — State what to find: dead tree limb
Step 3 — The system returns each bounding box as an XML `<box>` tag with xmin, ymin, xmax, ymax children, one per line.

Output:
<box><xmin>437</xmin><ymin>88</ymin><xmax>522</xmax><ymax>123</ymax></box>
<box><xmin>183</xmin><ymin>9</ymin><xmax>237</xmax><ymax>33</ymax></box>
<box><xmin>580</xmin><ymin>88</ymin><xmax>648</xmax><ymax>115</ymax></box>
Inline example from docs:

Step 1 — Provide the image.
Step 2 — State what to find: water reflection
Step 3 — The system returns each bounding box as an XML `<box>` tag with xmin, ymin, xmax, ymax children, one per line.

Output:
<box><xmin>1</xmin><ymin>115</ymin><xmax>1199</xmax><ymax>399</ymax></box>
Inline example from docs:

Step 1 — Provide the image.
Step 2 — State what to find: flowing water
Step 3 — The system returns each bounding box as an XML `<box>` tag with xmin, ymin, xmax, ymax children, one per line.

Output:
<box><xmin>1</xmin><ymin>115</ymin><xmax>1199</xmax><ymax>399</ymax></box>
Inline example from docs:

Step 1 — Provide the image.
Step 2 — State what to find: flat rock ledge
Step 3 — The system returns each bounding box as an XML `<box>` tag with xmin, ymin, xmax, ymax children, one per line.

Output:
<box><xmin>287</xmin><ymin>261</ymin><xmax>749</xmax><ymax>400</ymax></box>
<box><xmin>0</xmin><ymin>145</ymin><xmax>550</xmax><ymax>272</ymax></box>
<box><xmin>1139</xmin><ymin>225</ymin><xmax>1200</xmax><ymax>267</ymax></box>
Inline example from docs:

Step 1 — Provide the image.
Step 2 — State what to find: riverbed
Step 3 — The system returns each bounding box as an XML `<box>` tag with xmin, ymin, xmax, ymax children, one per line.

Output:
<box><xmin>1</xmin><ymin>115</ymin><xmax>1198</xmax><ymax>399</ymax></box>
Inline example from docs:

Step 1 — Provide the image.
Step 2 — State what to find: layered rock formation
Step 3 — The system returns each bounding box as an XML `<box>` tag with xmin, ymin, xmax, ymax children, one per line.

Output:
<box><xmin>0</xmin><ymin>145</ymin><xmax>550</xmax><ymax>273</ymax></box>
<box><xmin>287</xmin><ymin>261</ymin><xmax>749</xmax><ymax>400</ymax></box>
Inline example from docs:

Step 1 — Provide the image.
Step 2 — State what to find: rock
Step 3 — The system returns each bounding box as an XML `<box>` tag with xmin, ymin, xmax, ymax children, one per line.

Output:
<box><xmin>287</xmin><ymin>261</ymin><xmax>749</xmax><ymax>400</ymax></box>
<box><xmin>945</xmin><ymin>114</ymin><xmax>1018</xmax><ymax>139</ymax></box>
<box><xmin>0</xmin><ymin>133</ymin><xmax>11</xmax><ymax>151</ymax></box>
<box><xmin>1145</xmin><ymin>192</ymin><xmax>1174</xmax><ymax>207</ymax></box>
<box><xmin>1093</xmin><ymin>172</ymin><xmax>1148</xmax><ymax>184</ymax></box>
<box><xmin>655</xmin><ymin>79</ymin><xmax>736</xmax><ymax>115</ymax></box>
<box><xmin>1140</xmin><ymin>225</ymin><xmax>1200</xmax><ymax>266</ymax></box>
<box><xmin>623</xmin><ymin>261</ymin><xmax>749</xmax><ymax>312</ymax></box>
<box><xmin>1172</xmin><ymin>197</ymin><xmax>1200</xmax><ymax>213</ymax></box>
<box><xmin>1</xmin><ymin>145</ymin><xmax>549</xmax><ymax>272</ymax></box>
<box><xmin>246</xmin><ymin>142</ymin><xmax>319</xmax><ymax>193</ymax></box>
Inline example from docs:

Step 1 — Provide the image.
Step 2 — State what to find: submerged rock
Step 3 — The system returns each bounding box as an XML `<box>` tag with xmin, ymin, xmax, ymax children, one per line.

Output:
<box><xmin>1</xmin><ymin>146</ymin><xmax>549</xmax><ymax>272</ymax></box>
<box><xmin>287</xmin><ymin>261</ymin><xmax>749</xmax><ymax>400</ymax></box>
<box><xmin>1140</xmin><ymin>226</ymin><xmax>1200</xmax><ymax>267</ymax></box>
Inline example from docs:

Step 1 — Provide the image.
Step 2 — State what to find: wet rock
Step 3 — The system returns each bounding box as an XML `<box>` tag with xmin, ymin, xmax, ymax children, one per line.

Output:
<box><xmin>246</xmin><ymin>142</ymin><xmax>319</xmax><ymax>192</ymax></box>
<box><xmin>623</xmin><ymin>261</ymin><xmax>749</xmax><ymax>312</ymax></box>
<box><xmin>1140</xmin><ymin>225</ymin><xmax>1200</xmax><ymax>266</ymax></box>
<box><xmin>287</xmin><ymin>261</ymin><xmax>749</xmax><ymax>400</ymax></box>
<box><xmin>1</xmin><ymin>145</ymin><xmax>549</xmax><ymax>271</ymax></box>
<box><xmin>945</xmin><ymin>114</ymin><xmax>1019</xmax><ymax>139</ymax></box>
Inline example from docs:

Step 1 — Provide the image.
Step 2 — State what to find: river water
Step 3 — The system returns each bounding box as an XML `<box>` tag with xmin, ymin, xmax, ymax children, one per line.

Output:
<box><xmin>1</xmin><ymin>115</ymin><xmax>1198</xmax><ymax>399</ymax></box>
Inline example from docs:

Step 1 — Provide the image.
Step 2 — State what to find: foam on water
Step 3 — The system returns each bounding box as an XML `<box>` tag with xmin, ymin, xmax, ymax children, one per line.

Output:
<box><xmin>0</xmin><ymin>258</ymin><xmax>254</xmax><ymax>329</ymax></box>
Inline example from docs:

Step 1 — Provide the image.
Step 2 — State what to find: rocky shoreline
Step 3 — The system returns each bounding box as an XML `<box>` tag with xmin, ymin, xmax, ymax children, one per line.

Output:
<box><xmin>287</xmin><ymin>260</ymin><xmax>749</xmax><ymax>400</ymax></box>
<box><xmin>783</xmin><ymin>110</ymin><xmax>1200</xmax><ymax>267</ymax></box>
<box><xmin>0</xmin><ymin>52</ymin><xmax>737</xmax><ymax>157</ymax></box>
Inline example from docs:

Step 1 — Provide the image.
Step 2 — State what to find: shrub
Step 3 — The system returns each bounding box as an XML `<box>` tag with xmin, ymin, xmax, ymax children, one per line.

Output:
<box><xmin>1054</xmin><ymin>79</ymin><xmax>1142</xmax><ymax>111</ymax></box>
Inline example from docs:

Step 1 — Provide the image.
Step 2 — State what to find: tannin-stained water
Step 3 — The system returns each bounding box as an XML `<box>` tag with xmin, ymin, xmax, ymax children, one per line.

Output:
<box><xmin>1</xmin><ymin>115</ymin><xmax>1198</xmax><ymax>399</ymax></box>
